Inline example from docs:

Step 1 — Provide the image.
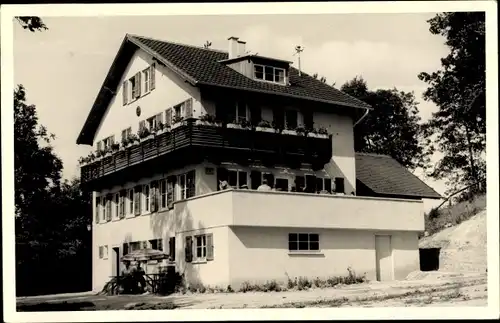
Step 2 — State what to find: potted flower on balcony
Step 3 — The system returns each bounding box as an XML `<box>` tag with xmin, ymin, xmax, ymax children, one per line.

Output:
<box><xmin>282</xmin><ymin>123</ymin><xmax>298</xmax><ymax>136</ymax></box>
<box><xmin>155</xmin><ymin>121</ymin><xmax>166</xmax><ymax>135</ymax></box>
<box><xmin>103</xmin><ymin>146</ymin><xmax>113</xmax><ymax>158</ymax></box>
<box><xmin>196</xmin><ymin>114</ymin><xmax>214</xmax><ymax>126</ymax></box>
<box><xmin>171</xmin><ymin>115</ymin><xmax>184</xmax><ymax>129</ymax></box>
<box><xmin>239</xmin><ymin>119</ymin><xmax>252</xmax><ymax>130</ymax></box>
<box><xmin>138</xmin><ymin>127</ymin><xmax>153</xmax><ymax>142</ymax></box>
<box><xmin>111</xmin><ymin>142</ymin><xmax>120</xmax><ymax>153</ymax></box>
<box><xmin>295</xmin><ymin>125</ymin><xmax>306</xmax><ymax>136</ymax></box>
<box><xmin>226</xmin><ymin>119</ymin><xmax>242</xmax><ymax>129</ymax></box>
<box><xmin>317</xmin><ymin>126</ymin><xmax>329</xmax><ymax>139</ymax></box>
<box><xmin>255</xmin><ymin>120</ymin><xmax>275</xmax><ymax>133</ymax></box>
<box><xmin>95</xmin><ymin>148</ymin><xmax>105</xmax><ymax>161</ymax></box>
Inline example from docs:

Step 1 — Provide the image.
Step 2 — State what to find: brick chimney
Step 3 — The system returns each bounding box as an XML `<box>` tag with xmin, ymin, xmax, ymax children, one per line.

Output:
<box><xmin>228</xmin><ymin>36</ymin><xmax>239</xmax><ymax>59</ymax></box>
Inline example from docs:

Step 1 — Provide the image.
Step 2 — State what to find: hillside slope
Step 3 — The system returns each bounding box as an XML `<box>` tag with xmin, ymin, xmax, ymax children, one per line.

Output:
<box><xmin>419</xmin><ymin>210</ymin><xmax>487</xmax><ymax>273</ymax></box>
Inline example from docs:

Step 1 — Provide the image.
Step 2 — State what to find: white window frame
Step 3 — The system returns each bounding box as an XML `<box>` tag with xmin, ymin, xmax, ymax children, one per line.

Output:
<box><xmin>149</xmin><ymin>238</ymin><xmax>163</xmax><ymax>251</ymax></box>
<box><xmin>288</xmin><ymin>233</ymin><xmax>320</xmax><ymax>252</ymax></box>
<box><xmin>146</xmin><ymin>116</ymin><xmax>156</xmax><ymax>131</ymax></box>
<box><xmin>103</xmin><ymin>136</ymin><xmax>114</xmax><ymax>150</ymax></box>
<box><xmin>315</xmin><ymin>177</ymin><xmax>332</xmax><ymax>193</ymax></box>
<box><xmin>235</xmin><ymin>102</ymin><xmax>249</xmax><ymax>123</ymax></box>
<box><xmin>194</xmin><ymin>234</ymin><xmax>207</xmax><ymax>262</ymax></box>
<box><xmin>121</xmin><ymin>127</ymin><xmax>132</xmax><ymax>142</ymax></box>
<box><xmin>227</xmin><ymin>169</ymin><xmax>248</xmax><ymax>188</ymax></box>
<box><xmin>178</xmin><ymin>171</ymin><xmax>195</xmax><ymax>200</ymax></box>
<box><xmin>143</xmin><ymin>184</ymin><xmax>151</xmax><ymax>213</ymax></box>
<box><xmin>101</xmin><ymin>197</ymin><xmax>107</xmax><ymax>222</ymax></box>
<box><xmin>160</xmin><ymin>179</ymin><xmax>168</xmax><ymax>210</ymax></box>
<box><xmin>128</xmin><ymin>188</ymin><xmax>134</xmax><ymax>215</ymax></box>
<box><xmin>143</xmin><ymin>67</ymin><xmax>151</xmax><ymax>94</ymax></box>
<box><xmin>253</xmin><ymin>64</ymin><xmax>286</xmax><ymax>85</ymax></box>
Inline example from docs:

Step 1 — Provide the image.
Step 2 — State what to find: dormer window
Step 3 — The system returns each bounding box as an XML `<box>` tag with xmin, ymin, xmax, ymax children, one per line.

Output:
<box><xmin>254</xmin><ymin>64</ymin><xmax>286</xmax><ymax>85</ymax></box>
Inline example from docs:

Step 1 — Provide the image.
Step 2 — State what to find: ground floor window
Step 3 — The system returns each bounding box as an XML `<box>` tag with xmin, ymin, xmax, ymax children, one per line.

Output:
<box><xmin>185</xmin><ymin>233</ymin><xmax>214</xmax><ymax>262</ymax></box>
<box><xmin>149</xmin><ymin>238</ymin><xmax>163</xmax><ymax>251</ymax></box>
<box><xmin>178</xmin><ymin>170</ymin><xmax>196</xmax><ymax>200</ymax></box>
<box><xmin>288</xmin><ymin>233</ymin><xmax>320</xmax><ymax>252</ymax></box>
<box><xmin>228</xmin><ymin>169</ymin><xmax>248</xmax><ymax>188</ymax></box>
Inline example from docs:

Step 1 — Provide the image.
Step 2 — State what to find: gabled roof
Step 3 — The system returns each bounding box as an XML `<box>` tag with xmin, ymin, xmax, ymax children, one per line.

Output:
<box><xmin>355</xmin><ymin>153</ymin><xmax>442</xmax><ymax>200</ymax></box>
<box><xmin>77</xmin><ymin>34</ymin><xmax>371</xmax><ymax>145</ymax></box>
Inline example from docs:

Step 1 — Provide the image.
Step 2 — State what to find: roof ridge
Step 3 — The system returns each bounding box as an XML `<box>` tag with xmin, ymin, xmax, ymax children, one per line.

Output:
<box><xmin>127</xmin><ymin>33</ymin><xmax>228</xmax><ymax>54</ymax></box>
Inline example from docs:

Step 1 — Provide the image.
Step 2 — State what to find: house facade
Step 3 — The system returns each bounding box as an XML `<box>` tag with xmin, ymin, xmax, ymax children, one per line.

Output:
<box><xmin>77</xmin><ymin>34</ymin><xmax>441</xmax><ymax>292</ymax></box>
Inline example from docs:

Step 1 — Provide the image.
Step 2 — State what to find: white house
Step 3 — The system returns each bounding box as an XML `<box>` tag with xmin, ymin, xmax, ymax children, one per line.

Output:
<box><xmin>76</xmin><ymin>34</ymin><xmax>442</xmax><ymax>292</ymax></box>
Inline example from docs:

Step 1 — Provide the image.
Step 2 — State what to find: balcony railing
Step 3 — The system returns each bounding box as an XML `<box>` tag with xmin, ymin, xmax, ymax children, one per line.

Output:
<box><xmin>81</xmin><ymin>120</ymin><xmax>332</xmax><ymax>184</ymax></box>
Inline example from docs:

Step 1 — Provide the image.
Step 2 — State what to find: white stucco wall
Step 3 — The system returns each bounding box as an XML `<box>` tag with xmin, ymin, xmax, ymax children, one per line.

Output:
<box><xmin>227</xmin><ymin>226</ymin><xmax>420</xmax><ymax>288</ymax></box>
<box><xmin>93</xmin><ymin>49</ymin><xmax>202</xmax><ymax>149</ymax></box>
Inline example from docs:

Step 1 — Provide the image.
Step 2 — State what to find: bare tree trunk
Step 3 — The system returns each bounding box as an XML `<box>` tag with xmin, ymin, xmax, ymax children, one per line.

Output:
<box><xmin>464</xmin><ymin>123</ymin><xmax>478</xmax><ymax>185</ymax></box>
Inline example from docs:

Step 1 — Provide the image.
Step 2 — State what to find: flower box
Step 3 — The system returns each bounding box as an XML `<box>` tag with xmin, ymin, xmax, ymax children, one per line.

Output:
<box><xmin>282</xmin><ymin>129</ymin><xmax>297</xmax><ymax>136</ymax></box>
<box><xmin>171</xmin><ymin>122</ymin><xmax>183</xmax><ymax>130</ymax></box>
<box><xmin>307</xmin><ymin>132</ymin><xmax>328</xmax><ymax>139</ymax></box>
<box><xmin>317</xmin><ymin>134</ymin><xmax>328</xmax><ymax>139</ymax></box>
<box><xmin>195</xmin><ymin>120</ymin><xmax>212</xmax><ymax>126</ymax></box>
<box><xmin>227</xmin><ymin>123</ymin><xmax>242</xmax><ymax>129</ymax></box>
<box><xmin>140</xmin><ymin>134</ymin><xmax>155</xmax><ymax>143</ymax></box>
<box><xmin>255</xmin><ymin>126</ymin><xmax>275</xmax><ymax>133</ymax></box>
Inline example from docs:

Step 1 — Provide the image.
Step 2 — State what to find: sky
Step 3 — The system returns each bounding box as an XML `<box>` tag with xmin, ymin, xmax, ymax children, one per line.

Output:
<box><xmin>13</xmin><ymin>13</ymin><xmax>450</xmax><ymax>210</ymax></box>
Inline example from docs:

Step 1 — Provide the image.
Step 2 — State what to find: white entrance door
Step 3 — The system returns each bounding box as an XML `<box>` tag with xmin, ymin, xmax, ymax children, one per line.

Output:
<box><xmin>375</xmin><ymin>235</ymin><xmax>393</xmax><ymax>282</ymax></box>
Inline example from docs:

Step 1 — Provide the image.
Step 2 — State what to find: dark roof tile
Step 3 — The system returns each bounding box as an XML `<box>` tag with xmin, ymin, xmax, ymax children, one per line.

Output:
<box><xmin>355</xmin><ymin>153</ymin><xmax>442</xmax><ymax>199</ymax></box>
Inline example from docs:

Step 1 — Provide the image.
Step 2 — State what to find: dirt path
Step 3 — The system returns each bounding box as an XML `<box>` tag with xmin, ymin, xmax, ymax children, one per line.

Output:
<box><xmin>17</xmin><ymin>272</ymin><xmax>487</xmax><ymax>310</ymax></box>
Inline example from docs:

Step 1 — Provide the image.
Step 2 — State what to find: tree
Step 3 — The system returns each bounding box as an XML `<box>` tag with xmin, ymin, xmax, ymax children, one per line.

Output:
<box><xmin>15</xmin><ymin>16</ymin><xmax>48</xmax><ymax>32</ymax></box>
<box><xmin>418</xmin><ymin>12</ymin><xmax>486</xmax><ymax>194</ymax></box>
<box><xmin>341</xmin><ymin>76</ymin><xmax>429</xmax><ymax>171</ymax></box>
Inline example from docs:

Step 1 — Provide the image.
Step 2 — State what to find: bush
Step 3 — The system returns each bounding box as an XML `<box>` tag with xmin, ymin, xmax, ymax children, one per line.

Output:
<box><xmin>263</xmin><ymin>280</ymin><xmax>282</xmax><ymax>292</ymax></box>
<box><xmin>297</xmin><ymin>277</ymin><xmax>312</xmax><ymax>290</ymax></box>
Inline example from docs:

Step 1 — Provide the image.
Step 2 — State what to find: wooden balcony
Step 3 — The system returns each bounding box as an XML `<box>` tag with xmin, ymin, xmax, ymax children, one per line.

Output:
<box><xmin>80</xmin><ymin>121</ymin><xmax>333</xmax><ymax>189</ymax></box>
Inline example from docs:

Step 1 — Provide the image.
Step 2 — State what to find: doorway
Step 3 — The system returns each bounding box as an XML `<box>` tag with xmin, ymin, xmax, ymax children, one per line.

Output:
<box><xmin>375</xmin><ymin>235</ymin><xmax>393</xmax><ymax>282</ymax></box>
<box><xmin>111</xmin><ymin>247</ymin><xmax>120</xmax><ymax>277</ymax></box>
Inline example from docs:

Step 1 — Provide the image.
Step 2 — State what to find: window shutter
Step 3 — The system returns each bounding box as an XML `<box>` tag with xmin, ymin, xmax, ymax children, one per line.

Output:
<box><xmin>106</xmin><ymin>195</ymin><xmax>112</xmax><ymax>222</ymax></box>
<box><xmin>169</xmin><ymin>237</ymin><xmax>176</xmax><ymax>261</ymax></box>
<box><xmin>167</xmin><ymin>175</ymin><xmax>176</xmax><ymax>208</ymax></box>
<box><xmin>185</xmin><ymin>236</ymin><xmax>193</xmax><ymax>263</ymax></box>
<box><xmin>122</xmin><ymin>81</ymin><xmax>128</xmax><ymax>106</ymax></box>
<box><xmin>206</xmin><ymin>233</ymin><xmax>214</xmax><ymax>261</ymax></box>
<box><xmin>135</xmin><ymin>72</ymin><xmax>142</xmax><ymax>98</ymax></box>
<box><xmin>134</xmin><ymin>186</ymin><xmax>141</xmax><ymax>215</ymax></box>
<box><xmin>150</xmin><ymin>64</ymin><xmax>156</xmax><ymax>90</ymax></box>
<box><xmin>119</xmin><ymin>190</ymin><xmax>126</xmax><ymax>218</ymax></box>
<box><xmin>150</xmin><ymin>180</ymin><xmax>159</xmax><ymax>212</ymax></box>
<box><xmin>165</xmin><ymin>108</ymin><xmax>172</xmax><ymax>127</ymax></box>
<box><xmin>184</xmin><ymin>99</ymin><xmax>193</xmax><ymax>119</ymax></box>
<box><xmin>95</xmin><ymin>196</ymin><xmax>101</xmax><ymax>223</ymax></box>
<box><xmin>250</xmin><ymin>170</ymin><xmax>262</xmax><ymax>189</ymax></box>
<box><xmin>123</xmin><ymin>243</ymin><xmax>129</xmax><ymax>256</ymax></box>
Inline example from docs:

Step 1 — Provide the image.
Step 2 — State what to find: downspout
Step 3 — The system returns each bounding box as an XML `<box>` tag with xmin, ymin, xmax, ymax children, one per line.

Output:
<box><xmin>353</xmin><ymin>108</ymin><xmax>370</xmax><ymax>127</ymax></box>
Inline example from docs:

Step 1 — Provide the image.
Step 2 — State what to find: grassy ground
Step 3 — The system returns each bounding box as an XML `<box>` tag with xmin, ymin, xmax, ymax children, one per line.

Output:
<box><xmin>424</xmin><ymin>194</ymin><xmax>486</xmax><ymax>236</ymax></box>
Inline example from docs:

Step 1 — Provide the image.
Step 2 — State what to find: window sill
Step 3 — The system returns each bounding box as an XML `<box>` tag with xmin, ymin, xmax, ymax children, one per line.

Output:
<box><xmin>288</xmin><ymin>251</ymin><xmax>324</xmax><ymax>256</ymax></box>
<box><xmin>191</xmin><ymin>259</ymin><xmax>208</xmax><ymax>264</ymax></box>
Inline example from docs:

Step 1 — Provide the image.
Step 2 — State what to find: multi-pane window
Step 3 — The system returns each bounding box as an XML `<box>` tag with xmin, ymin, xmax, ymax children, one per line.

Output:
<box><xmin>195</xmin><ymin>235</ymin><xmax>207</xmax><ymax>261</ymax></box>
<box><xmin>334</xmin><ymin>177</ymin><xmax>345</xmax><ymax>194</ymax></box>
<box><xmin>143</xmin><ymin>184</ymin><xmax>150</xmax><ymax>213</ymax></box>
<box><xmin>254</xmin><ymin>64</ymin><xmax>286</xmax><ymax>84</ymax></box>
<box><xmin>143</xmin><ymin>68</ymin><xmax>150</xmax><ymax>93</ymax></box>
<box><xmin>288</xmin><ymin>233</ymin><xmax>320</xmax><ymax>252</ymax></box>
<box><xmin>121</xmin><ymin>127</ymin><xmax>132</xmax><ymax>142</ymax></box>
<box><xmin>228</xmin><ymin>170</ymin><xmax>248</xmax><ymax>188</ymax></box>
<box><xmin>106</xmin><ymin>195</ymin><xmax>112</xmax><ymax>221</ymax></box>
<box><xmin>129</xmin><ymin>241</ymin><xmax>141</xmax><ymax>252</ymax></box>
<box><xmin>160</xmin><ymin>179</ymin><xmax>167</xmax><ymax>209</ymax></box>
<box><xmin>315</xmin><ymin>177</ymin><xmax>332</xmax><ymax>193</ymax></box>
<box><xmin>236</xmin><ymin>101</ymin><xmax>247</xmax><ymax>123</ymax></box>
<box><xmin>178</xmin><ymin>170</ymin><xmax>196</xmax><ymax>200</ymax></box>
<box><xmin>103</xmin><ymin>136</ymin><xmax>114</xmax><ymax>150</ymax></box>
<box><xmin>101</xmin><ymin>197</ymin><xmax>107</xmax><ymax>222</ymax></box>
<box><xmin>119</xmin><ymin>190</ymin><xmax>126</xmax><ymax>218</ymax></box>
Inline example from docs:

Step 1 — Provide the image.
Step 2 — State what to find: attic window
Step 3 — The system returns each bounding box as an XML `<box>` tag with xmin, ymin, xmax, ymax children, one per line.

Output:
<box><xmin>254</xmin><ymin>64</ymin><xmax>286</xmax><ymax>85</ymax></box>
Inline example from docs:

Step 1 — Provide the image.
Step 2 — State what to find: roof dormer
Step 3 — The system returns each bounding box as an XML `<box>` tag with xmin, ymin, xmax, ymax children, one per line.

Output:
<box><xmin>220</xmin><ymin>36</ymin><xmax>292</xmax><ymax>86</ymax></box>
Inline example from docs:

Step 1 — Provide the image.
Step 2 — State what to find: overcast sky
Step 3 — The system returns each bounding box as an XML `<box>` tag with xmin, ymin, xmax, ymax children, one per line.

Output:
<box><xmin>13</xmin><ymin>13</ymin><xmax>450</xmax><ymax>207</ymax></box>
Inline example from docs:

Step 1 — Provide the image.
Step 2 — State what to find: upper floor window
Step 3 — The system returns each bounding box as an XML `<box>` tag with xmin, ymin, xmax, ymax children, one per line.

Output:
<box><xmin>143</xmin><ymin>184</ymin><xmax>150</xmax><ymax>213</ymax></box>
<box><xmin>236</xmin><ymin>101</ymin><xmax>248</xmax><ymax>123</ymax></box>
<box><xmin>254</xmin><ymin>64</ymin><xmax>286</xmax><ymax>85</ymax></box>
<box><xmin>121</xmin><ymin>127</ymin><xmax>132</xmax><ymax>143</ymax></box>
<box><xmin>122</xmin><ymin>63</ymin><xmax>155</xmax><ymax>105</ymax></box>
<box><xmin>143</xmin><ymin>68</ymin><xmax>150</xmax><ymax>93</ymax></box>
<box><xmin>178</xmin><ymin>170</ymin><xmax>196</xmax><ymax>200</ymax></box>
<box><xmin>102</xmin><ymin>136</ymin><xmax>114</xmax><ymax>150</ymax></box>
<box><xmin>284</xmin><ymin>110</ymin><xmax>298</xmax><ymax>129</ymax></box>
